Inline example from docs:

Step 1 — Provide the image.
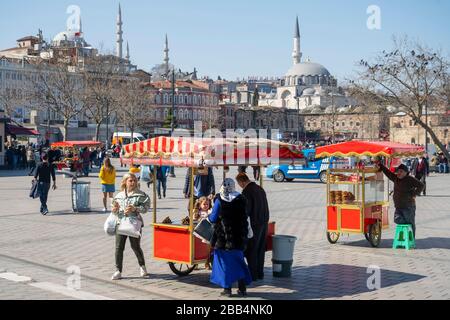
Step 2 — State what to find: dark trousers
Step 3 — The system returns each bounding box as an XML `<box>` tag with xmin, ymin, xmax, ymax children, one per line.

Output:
<box><xmin>245</xmin><ymin>223</ymin><xmax>268</xmax><ymax>281</ymax></box>
<box><xmin>28</xmin><ymin>161</ymin><xmax>36</xmax><ymax>174</ymax></box>
<box><xmin>394</xmin><ymin>206</ymin><xmax>416</xmax><ymax>238</ymax></box>
<box><xmin>115</xmin><ymin>233</ymin><xmax>146</xmax><ymax>273</ymax></box>
<box><xmin>157</xmin><ymin>179</ymin><xmax>167</xmax><ymax>197</ymax></box>
<box><xmin>38</xmin><ymin>182</ymin><xmax>50</xmax><ymax>211</ymax></box>
<box><xmin>415</xmin><ymin>173</ymin><xmax>426</xmax><ymax>195</ymax></box>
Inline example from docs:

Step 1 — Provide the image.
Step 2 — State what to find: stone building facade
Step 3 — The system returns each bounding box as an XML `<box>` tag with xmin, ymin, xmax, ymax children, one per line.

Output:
<box><xmin>390</xmin><ymin>112</ymin><xmax>450</xmax><ymax>148</ymax></box>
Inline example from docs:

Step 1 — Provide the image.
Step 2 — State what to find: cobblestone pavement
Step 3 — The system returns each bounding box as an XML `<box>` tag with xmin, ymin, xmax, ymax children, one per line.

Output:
<box><xmin>1</xmin><ymin>160</ymin><xmax>450</xmax><ymax>300</ymax></box>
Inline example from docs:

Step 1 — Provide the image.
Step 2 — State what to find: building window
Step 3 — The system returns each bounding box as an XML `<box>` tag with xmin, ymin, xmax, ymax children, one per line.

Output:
<box><xmin>350</xmin><ymin>121</ymin><xmax>353</xmax><ymax>127</ymax></box>
<box><xmin>411</xmin><ymin>138</ymin><xmax>416</xmax><ymax>144</ymax></box>
<box><xmin>356</xmin><ymin>122</ymin><xmax>360</xmax><ymax>127</ymax></box>
<box><xmin>342</xmin><ymin>122</ymin><xmax>345</xmax><ymax>127</ymax></box>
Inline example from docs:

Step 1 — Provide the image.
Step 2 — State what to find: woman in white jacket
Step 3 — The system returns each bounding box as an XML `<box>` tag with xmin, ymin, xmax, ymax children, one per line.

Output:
<box><xmin>111</xmin><ymin>173</ymin><xmax>151</xmax><ymax>280</ymax></box>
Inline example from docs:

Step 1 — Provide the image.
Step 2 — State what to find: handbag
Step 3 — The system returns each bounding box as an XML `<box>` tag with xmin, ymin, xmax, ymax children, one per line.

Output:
<box><xmin>193</xmin><ymin>218</ymin><xmax>214</xmax><ymax>244</ymax></box>
<box><xmin>29</xmin><ymin>180</ymin><xmax>39</xmax><ymax>199</ymax></box>
<box><xmin>117</xmin><ymin>216</ymin><xmax>143</xmax><ymax>238</ymax></box>
<box><xmin>247</xmin><ymin>217</ymin><xmax>254</xmax><ymax>239</ymax></box>
<box><xmin>104</xmin><ymin>213</ymin><xmax>118</xmax><ymax>236</ymax></box>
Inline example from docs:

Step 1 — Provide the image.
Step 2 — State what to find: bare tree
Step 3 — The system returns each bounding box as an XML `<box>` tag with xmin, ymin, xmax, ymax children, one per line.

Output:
<box><xmin>350</xmin><ymin>37</ymin><xmax>450</xmax><ymax>158</ymax></box>
<box><xmin>0</xmin><ymin>87</ymin><xmax>22</xmax><ymax>119</ymax></box>
<box><xmin>81</xmin><ymin>60</ymin><xmax>122</xmax><ymax>142</ymax></box>
<box><xmin>115</xmin><ymin>80</ymin><xmax>152</xmax><ymax>143</ymax></box>
<box><xmin>29</xmin><ymin>62</ymin><xmax>85</xmax><ymax>141</ymax></box>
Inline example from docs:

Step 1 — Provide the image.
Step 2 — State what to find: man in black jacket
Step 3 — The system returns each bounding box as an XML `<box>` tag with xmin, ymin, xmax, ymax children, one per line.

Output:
<box><xmin>376</xmin><ymin>163</ymin><xmax>424</xmax><ymax>237</ymax></box>
<box><xmin>236</xmin><ymin>173</ymin><xmax>270</xmax><ymax>281</ymax></box>
<box><xmin>33</xmin><ymin>154</ymin><xmax>57</xmax><ymax>215</ymax></box>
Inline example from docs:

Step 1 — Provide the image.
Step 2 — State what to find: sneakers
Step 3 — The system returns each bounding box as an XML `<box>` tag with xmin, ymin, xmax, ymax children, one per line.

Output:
<box><xmin>41</xmin><ymin>208</ymin><xmax>49</xmax><ymax>216</ymax></box>
<box><xmin>140</xmin><ymin>266</ymin><xmax>149</xmax><ymax>278</ymax></box>
<box><xmin>102</xmin><ymin>208</ymin><xmax>108</xmax><ymax>213</ymax></box>
<box><xmin>111</xmin><ymin>271</ymin><xmax>122</xmax><ymax>280</ymax></box>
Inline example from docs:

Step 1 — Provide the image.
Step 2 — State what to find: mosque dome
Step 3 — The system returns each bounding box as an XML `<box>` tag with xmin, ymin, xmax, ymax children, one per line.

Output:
<box><xmin>286</xmin><ymin>61</ymin><xmax>331</xmax><ymax>77</ymax></box>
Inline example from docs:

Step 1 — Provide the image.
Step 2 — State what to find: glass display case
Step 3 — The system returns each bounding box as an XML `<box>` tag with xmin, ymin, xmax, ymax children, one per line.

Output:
<box><xmin>326</xmin><ymin>168</ymin><xmax>389</xmax><ymax>247</ymax></box>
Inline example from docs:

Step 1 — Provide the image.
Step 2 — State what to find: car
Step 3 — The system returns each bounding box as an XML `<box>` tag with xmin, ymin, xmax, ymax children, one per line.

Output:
<box><xmin>266</xmin><ymin>149</ymin><xmax>349</xmax><ymax>183</ymax></box>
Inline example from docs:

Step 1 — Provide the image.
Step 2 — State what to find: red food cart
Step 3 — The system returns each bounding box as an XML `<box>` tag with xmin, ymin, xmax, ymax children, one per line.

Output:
<box><xmin>121</xmin><ymin>136</ymin><xmax>303</xmax><ymax>276</ymax></box>
<box><xmin>316</xmin><ymin>141</ymin><xmax>425</xmax><ymax>247</ymax></box>
<box><xmin>51</xmin><ymin>141</ymin><xmax>103</xmax><ymax>171</ymax></box>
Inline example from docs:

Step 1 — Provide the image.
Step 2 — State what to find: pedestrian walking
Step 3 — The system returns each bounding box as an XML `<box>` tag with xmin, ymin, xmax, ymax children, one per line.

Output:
<box><xmin>376</xmin><ymin>162</ymin><xmax>424</xmax><ymax>238</ymax></box>
<box><xmin>80</xmin><ymin>148</ymin><xmax>91</xmax><ymax>177</ymax></box>
<box><xmin>411</xmin><ymin>155</ymin><xmax>429</xmax><ymax>196</ymax></box>
<box><xmin>111</xmin><ymin>173</ymin><xmax>151</xmax><ymax>280</ymax></box>
<box><xmin>236</xmin><ymin>173</ymin><xmax>270</xmax><ymax>281</ymax></box>
<box><xmin>209</xmin><ymin>178</ymin><xmax>252</xmax><ymax>297</ymax></box>
<box><xmin>99</xmin><ymin>157</ymin><xmax>116</xmax><ymax>213</ymax></box>
<box><xmin>156</xmin><ymin>166</ymin><xmax>170</xmax><ymax>199</ymax></box>
<box><xmin>33</xmin><ymin>154</ymin><xmax>57</xmax><ymax>215</ymax></box>
<box><xmin>26</xmin><ymin>146</ymin><xmax>36</xmax><ymax>176</ymax></box>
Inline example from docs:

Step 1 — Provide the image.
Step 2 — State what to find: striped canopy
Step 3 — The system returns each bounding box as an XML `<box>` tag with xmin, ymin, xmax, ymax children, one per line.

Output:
<box><xmin>316</xmin><ymin>141</ymin><xmax>425</xmax><ymax>159</ymax></box>
<box><xmin>122</xmin><ymin>136</ymin><xmax>304</xmax><ymax>167</ymax></box>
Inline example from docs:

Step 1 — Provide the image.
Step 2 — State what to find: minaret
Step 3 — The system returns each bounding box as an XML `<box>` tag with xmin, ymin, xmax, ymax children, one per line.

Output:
<box><xmin>116</xmin><ymin>4</ymin><xmax>123</xmax><ymax>59</ymax></box>
<box><xmin>126</xmin><ymin>41</ymin><xmax>130</xmax><ymax>61</ymax></box>
<box><xmin>164</xmin><ymin>34</ymin><xmax>170</xmax><ymax>74</ymax></box>
<box><xmin>292</xmin><ymin>16</ymin><xmax>302</xmax><ymax>65</ymax></box>
<box><xmin>79</xmin><ymin>16</ymin><xmax>83</xmax><ymax>34</ymax></box>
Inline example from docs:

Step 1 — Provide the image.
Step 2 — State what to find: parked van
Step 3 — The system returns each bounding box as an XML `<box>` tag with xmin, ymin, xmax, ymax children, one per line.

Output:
<box><xmin>112</xmin><ymin>132</ymin><xmax>145</xmax><ymax>146</ymax></box>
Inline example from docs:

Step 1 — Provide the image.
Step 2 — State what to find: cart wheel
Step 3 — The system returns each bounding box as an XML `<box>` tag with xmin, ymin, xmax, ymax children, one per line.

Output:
<box><xmin>273</xmin><ymin>170</ymin><xmax>285</xmax><ymax>183</ymax></box>
<box><xmin>368</xmin><ymin>222</ymin><xmax>382</xmax><ymax>248</ymax></box>
<box><xmin>327</xmin><ymin>232</ymin><xmax>340</xmax><ymax>244</ymax></box>
<box><xmin>364</xmin><ymin>233</ymin><xmax>370</xmax><ymax>242</ymax></box>
<box><xmin>319</xmin><ymin>171</ymin><xmax>328</xmax><ymax>184</ymax></box>
<box><xmin>169</xmin><ymin>262</ymin><xmax>197</xmax><ymax>277</ymax></box>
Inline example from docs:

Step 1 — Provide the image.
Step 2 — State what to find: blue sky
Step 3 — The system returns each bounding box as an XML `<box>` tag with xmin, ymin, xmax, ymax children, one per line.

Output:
<box><xmin>0</xmin><ymin>0</ymin><xmax>449</xmax><ymax>82</ymax></box>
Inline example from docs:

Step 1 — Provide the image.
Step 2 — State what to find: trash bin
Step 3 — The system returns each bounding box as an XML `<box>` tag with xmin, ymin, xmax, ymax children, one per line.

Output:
<box><xmin>71</xmin><ymin>178</ymin><xmax>91</xmax><ymax>212</ymax></box>
<box><xmin>272</xmin><ymin>235</ymin><xmax>297</xmax><ymax>278</ymax></box>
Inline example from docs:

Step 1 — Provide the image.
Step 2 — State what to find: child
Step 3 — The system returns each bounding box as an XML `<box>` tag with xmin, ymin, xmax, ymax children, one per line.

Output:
<box><xmin>193</xmin><ymin>196</ymin><xmax>212</xmax><ymax>221</ymax></box>
<box><xmin>193</xmin><ymin>197</ymin><xmax>213</xmax><ymax>270</ymax></box>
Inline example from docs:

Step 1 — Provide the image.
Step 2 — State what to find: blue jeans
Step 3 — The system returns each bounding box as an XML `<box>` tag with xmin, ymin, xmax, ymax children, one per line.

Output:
<box><xmin>439</xmin><ymin>163</ymin><xmax>449</xmax><ymax>173</ymax></box>
<box><xmin>394</xmin><ymin>206</ymin><xmax>416</xmax><ymax>237</ymax></box>
<box><xmin>82</xmin><ymin>164</ymin><xmax>90</xmax><ymax>176</ymax></box>
<box><xmin>38</xmin><ymin>182</ymin><xmax>51</xmax><ymax>212</ymax></box>
<box><xmin>157</xmin><ymin>179</ymin><xmax>167</xmax><ymax>197</ymax></box>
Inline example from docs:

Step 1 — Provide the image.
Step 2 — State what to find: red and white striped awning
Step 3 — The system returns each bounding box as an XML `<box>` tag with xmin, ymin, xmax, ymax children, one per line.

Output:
<box><xmin>122</xmin><ymin>136</ymin><xmax>304</xmax><ymax>167</ymax></box>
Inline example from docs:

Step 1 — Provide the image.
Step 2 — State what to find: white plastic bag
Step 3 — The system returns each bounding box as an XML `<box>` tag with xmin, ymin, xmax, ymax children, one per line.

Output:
<box><xmin>117</xmin><ymin>216</ymin><xmax>142</xmax><ymax>238</ymax></box>
<box><xmin>104</xmin><ymin>213</ymin><xmax>118</xmax><ymax>236</ymax></box>
<box><xmin>247</xmin><ymin>217</ymin><xmax>254</xmax><ymax>239</ymax></box>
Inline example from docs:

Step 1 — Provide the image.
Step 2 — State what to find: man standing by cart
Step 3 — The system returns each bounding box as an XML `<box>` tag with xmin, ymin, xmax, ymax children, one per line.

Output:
<box><xmin>376</xmin><ymin>162</ymin><xmax>424</xmax><ymax>238</ymax></box>
<box><xmin>236</xmin><ymin>173</ymin><xmax>270</xmax><ymax>281</ymax></box>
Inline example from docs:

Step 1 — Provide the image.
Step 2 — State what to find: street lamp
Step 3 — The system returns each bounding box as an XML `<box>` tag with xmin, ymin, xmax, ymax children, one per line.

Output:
<box><xmin>294</xmin><ymin>92</ymin><xmax>300</xmax><ymax>143</ymax></box>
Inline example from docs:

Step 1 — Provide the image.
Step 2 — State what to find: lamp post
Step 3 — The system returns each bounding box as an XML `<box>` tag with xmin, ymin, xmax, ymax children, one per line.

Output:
<box><xmin>170</xmin><ymin>68</ymin><xmax>176</xmax><ymax>177</ymax></box>
<box><xmin>295</xmin><ymin>94</ymin><xmax>300</xmax><ymax>143</ymax></box>
<box><xmin>425</xmin><ymin>101</ymin><xmax>428</xmax><ymax>154</ymax></box>
<box><xmin>106</xmin><ymin>104</ymin><xmax>109</xmax><ymax>149</ymax></box>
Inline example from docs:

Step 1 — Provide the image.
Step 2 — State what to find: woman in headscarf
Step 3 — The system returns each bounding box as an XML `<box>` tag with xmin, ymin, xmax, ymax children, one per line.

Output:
<box><xmin>209</xmin><ymin>178</ymin><xmax>252</xmax><ymax>297</ymax></box>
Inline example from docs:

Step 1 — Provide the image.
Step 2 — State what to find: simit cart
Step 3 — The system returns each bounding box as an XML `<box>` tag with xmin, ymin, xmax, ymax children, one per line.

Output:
<box><xmin>121</xmin><ymin>136</ymin><xmax>303</xmax><ymax>276</ymax></box>
<box><xmin>315</xmin><ymin>141</ymin><xmax>425</xmax><ymax>247</ymax></box>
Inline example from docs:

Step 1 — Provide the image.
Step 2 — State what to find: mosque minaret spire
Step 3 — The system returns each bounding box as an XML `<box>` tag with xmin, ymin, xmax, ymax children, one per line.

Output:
<box><xmin>164</xmin><ymin>34</ymin><xmax>170</xmax><ymax>74</ymax></box>
<box><xmin>116</xmin><ymin>3</ymin><xmax>123</xmax><ymax>59</ymax></box>
<box><xmin>292</xmin><ymin>16</ymin><xmax>302</xmax><ymax>65</ymax></box>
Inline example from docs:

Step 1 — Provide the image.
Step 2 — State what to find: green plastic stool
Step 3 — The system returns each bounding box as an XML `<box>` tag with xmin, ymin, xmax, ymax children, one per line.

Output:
<box><xmin>393</xmin><ymin>225</ymin><xmax>416</xmax><ymax>250</ymax></box>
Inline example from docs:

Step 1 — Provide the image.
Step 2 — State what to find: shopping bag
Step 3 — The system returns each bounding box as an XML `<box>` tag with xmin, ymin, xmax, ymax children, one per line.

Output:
<box><xmin>29</xmin><ymin>180</ymin><xmax>39</xmax><ymax>199</ymax></box>
<box><xmin>117</xmin><ymin>216</ymin><xmax>142</xmax><ymax>238</ymax></box>
<box><xmin>247</xmin><ymin>217</ymin><xmax>254</xmax><ymax>239</ymax></box>
<box><xmin>140</xmin><ymin>166</ymin><xmax>151</xmax><ymax>182</ymax></box>
<box><xmin>193</xmin><ymin>218</ymin><xmax>214</xmax><ymax>244</ymax></box>
<box><xmin>104</xmin><ymin>213</ymin><xmax>118</xmax><ymax>236</ymax></box>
